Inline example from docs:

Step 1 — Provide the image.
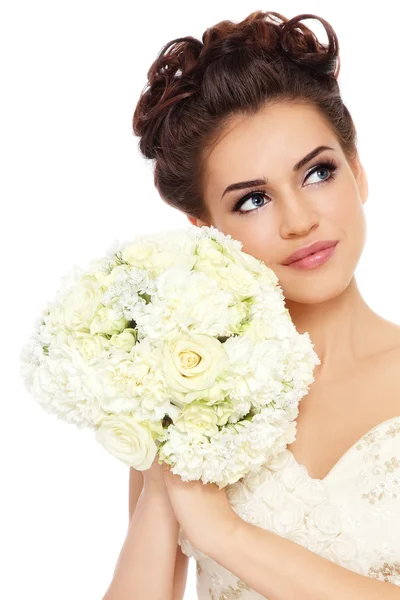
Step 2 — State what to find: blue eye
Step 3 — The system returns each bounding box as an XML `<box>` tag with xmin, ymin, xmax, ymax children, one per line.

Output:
<box><xmin>231</xmin><ymin>158</ymin><xmax>338</xmax><ymax>216</ymax></box>
<box><xmin>231</xmin><ymin>189</ymin><xmax>269</xmax><ymax>215</ymax></box>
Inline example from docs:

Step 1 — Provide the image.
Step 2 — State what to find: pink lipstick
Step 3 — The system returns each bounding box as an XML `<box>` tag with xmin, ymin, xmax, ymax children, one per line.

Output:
<box><xmin>282</xmin><ymin>240</ymin><xmax>339</xmax><ymax>270</ymax></box>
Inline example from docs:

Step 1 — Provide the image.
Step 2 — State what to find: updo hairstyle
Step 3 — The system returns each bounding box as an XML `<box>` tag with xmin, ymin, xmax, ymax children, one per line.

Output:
<box><xmin>132</xmin><ymin>11</ymin><xmax>357</xmax><ymax>222</ymax></box>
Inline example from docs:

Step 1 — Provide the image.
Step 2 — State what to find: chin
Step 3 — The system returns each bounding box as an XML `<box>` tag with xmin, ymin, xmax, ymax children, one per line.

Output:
<box><xmin>279</xmin><ymin>269</ymin><xmax>355</xmax><ymax>306</ymax></box>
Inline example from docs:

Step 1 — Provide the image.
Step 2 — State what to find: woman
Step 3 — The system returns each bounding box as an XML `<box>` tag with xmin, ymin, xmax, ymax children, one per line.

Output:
<box><xmin>103</xmin><ymin>10</ymin><xmax>400</xmax><ymax>600</ymax></box>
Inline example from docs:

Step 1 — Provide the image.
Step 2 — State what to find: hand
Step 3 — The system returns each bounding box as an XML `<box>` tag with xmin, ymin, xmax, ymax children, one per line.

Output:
<box><xmin>142</xmin><ymin>455</ymin><xmax>169</xmax><ymax>494</ymax></box>
<box><xmin>162</xmin><ymin>465</ymin><xmax>240</xmax><ymax>554</ymax></box>
<box><xmin>141</xmin><ymin>456</ymin><xmax>176</xmax><ymax>515</ymax></box>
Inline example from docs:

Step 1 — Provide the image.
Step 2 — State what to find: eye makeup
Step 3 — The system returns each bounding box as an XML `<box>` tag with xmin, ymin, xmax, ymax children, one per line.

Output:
<box><xmin>230</xmin><ymin>158</ymin><xmax>338</xmax><ymax>217</ymax></box>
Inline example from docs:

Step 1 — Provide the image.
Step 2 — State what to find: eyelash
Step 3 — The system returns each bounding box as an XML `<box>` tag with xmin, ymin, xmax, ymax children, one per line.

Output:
<box><xmin>230</xmin><ymin>158</ymin><xmax>338</xmax><ymax>216</ymax></box>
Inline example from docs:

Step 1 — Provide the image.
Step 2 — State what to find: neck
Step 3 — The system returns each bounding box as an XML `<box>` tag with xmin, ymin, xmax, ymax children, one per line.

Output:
<box><xmin>285</xmin><ymin>277</ymin><xmax>382</xmax><ymax>378</ymax></box>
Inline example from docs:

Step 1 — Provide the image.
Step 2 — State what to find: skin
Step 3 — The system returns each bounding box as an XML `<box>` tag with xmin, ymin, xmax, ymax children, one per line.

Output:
<box><xmin>108</xmin><ymin>101</ymin><xmax>400</xmax><ymax>600</ymax></box>
<box><xmin>160</xmin><ymin>100</ymin><xmax>400</xmax><ymax>599</ymax></box>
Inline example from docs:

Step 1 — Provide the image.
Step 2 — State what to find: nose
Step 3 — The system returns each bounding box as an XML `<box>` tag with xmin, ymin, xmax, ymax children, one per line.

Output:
<box><xmin>278</xmin><ymin>192</ymin><xmax>320</xmax><ymax>239</ymax></box>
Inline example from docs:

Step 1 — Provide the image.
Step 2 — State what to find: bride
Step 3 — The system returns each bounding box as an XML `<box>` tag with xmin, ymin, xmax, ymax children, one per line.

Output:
<box><xmin>103</xmin><ymin>10</ymin><xmax>400</xmax><ymax>600</ymax></box>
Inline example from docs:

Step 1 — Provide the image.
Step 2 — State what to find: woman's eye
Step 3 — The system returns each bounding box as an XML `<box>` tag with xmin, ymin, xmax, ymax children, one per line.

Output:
<box><xmin>232</xmin><ymin>191</ymin><xmax>269</xmax><ymax>215</ymax></box>
<box><xmin>305</xmin><ymin>166</ymin><xmax>331</xmax><ymax>185</ymax></box>
<box><xmin>240</xmin><ymin>192</ymin><xmax>268</xmax><ymax>213</ymax></box>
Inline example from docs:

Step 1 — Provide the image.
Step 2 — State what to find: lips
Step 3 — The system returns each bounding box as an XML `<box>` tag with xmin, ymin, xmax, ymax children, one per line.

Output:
<box><xmin>282</xmin><ymin>240</ymin><xmax>339</xmax><ymax>266</ymax></box>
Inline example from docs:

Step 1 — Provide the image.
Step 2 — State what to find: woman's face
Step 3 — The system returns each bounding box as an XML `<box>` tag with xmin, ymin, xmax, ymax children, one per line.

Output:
<box><xmin>187</xmin><ymin>101</ymin><xmax>368</xmax><ymax>305</ymax></box>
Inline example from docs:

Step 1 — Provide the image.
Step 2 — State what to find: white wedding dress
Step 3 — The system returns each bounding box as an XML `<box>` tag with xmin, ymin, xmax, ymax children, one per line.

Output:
<box><xmin>178</xmin><ymin>416</ymin><xmax>400</xmax><ymax>599</ymax></box>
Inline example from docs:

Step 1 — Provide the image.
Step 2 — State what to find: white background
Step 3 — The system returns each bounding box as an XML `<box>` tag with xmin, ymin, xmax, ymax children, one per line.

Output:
<box><xmin>2</xmin><ymin>1</ymin><xmax>399</xmax><ymax>598</ymax></box>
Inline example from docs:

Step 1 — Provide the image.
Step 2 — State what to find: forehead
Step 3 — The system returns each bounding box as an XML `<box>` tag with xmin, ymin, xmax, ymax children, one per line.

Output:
<box><xmin>203</xmin><ymin>102</ymin><xmax>337</xmax><ymax>195</ymax></box>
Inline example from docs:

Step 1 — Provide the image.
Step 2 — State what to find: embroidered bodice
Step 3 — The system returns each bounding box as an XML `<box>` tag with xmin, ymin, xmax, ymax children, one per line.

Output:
<box><xmin>178</xmin><ymin>416</ymin><xmax>400</xmax><ymax>599</ymax></box>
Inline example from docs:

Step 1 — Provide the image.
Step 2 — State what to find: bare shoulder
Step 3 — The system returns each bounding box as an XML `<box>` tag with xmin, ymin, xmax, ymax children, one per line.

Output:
<box><xmin>375</xmin><ymin>323</ymin><xmax>400</xmax><ymax>412</ymax></box>
<box><xmin>381</xmin><ymin>322</ymin><xmax>400</xmax><ymax>361</ymax></box>
<box><xmin>370</xmin><ymin>316</ymin><xmax>400</xmax><ymax>359</ymax></box>
<box><xmin>359</xmin><ymin>320</ymin><xmax>400</xmax><ymax>408</ymax></box>
<box><xmin>386</xmin><ymin>340</ymin><xmax>400</xmax><ymax>415</ymax></box>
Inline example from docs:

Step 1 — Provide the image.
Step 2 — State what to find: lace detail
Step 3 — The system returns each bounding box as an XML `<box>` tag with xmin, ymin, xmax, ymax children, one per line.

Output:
<box><xmin>178</xmin><ymin>417</ymin><xmax>400</xmax><ymax>598</ymax></box>
<box><xmin>209</xmin><ymin>578</ymin><xmax>252</xmax><ymax>599</ymax></box>
<box><xmin>387</xmin><ymin>422</ymin><xmax>400</xmax><ymax>439</ymax></box>
<box><xmin>368</xmin><ymin>561</ymin><xmax>400</xmax><ymax>584</ymax></box>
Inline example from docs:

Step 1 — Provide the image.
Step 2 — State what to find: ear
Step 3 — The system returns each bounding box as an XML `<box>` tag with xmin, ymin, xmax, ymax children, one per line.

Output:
<box><xmin>351</xmin><ymin>154</ymin><xmax>369</xmax><ymax>205</ymax></box>
<box><xmin>186</xmin><ymin>215</ymin><xmax>210</xmax><ymax>227</ymax></box>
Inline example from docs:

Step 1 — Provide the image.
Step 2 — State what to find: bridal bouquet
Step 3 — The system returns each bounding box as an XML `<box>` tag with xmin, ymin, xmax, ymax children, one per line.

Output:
<box><xmin>19</xmin><ymin>225</ymin><xmax>320</xmax><ymax>488</ymax></box>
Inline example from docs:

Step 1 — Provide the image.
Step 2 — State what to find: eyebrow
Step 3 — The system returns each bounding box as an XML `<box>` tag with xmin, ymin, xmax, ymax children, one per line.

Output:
<box><xmin>220</xmin><ymin>145</ymin><xmax>335</xmax><ymax>201</ymax></box>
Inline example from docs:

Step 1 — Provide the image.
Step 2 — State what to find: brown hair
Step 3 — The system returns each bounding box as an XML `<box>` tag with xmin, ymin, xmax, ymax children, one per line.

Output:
<box><xmin>132</xmin><ymin>11</ymin><xmax>357</xmax><ymax>222</ymax></box>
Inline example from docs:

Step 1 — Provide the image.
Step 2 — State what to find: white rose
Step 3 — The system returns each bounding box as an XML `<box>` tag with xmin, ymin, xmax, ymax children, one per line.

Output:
<box><xmin>200</xmin><ymin>226</ymin><xmax>243</xmax><ymax>254</ymax></box>
<box><xmin>95</xmin><ymin>414</ymin><xmax>157</xmax><ymax>470</ymax></box>
<box><xmin>194</xmin><ymin>237</ymin><xmax>229</xmax><ymax>271</ymax></box>
<box><xmin>174</xmin><ymin>401</ymin><xmax>219</xmax><ymax>437</ymax></box>
<box><xmin>150</xmin><ymin>250</ymin><xmax>192</xmax><ymax>277</ymax></box>
<box><xmin>162</xmin><ymin>334</ymin><xmax>229</xmax><ymax>403</ymax></box>
<box><xmin>230</xmin><ymin>247</ymin><xmax>270</xmax><ymax>277</ymax></box>
<box><xmin>212</xmin><ymin>400</ymin><xmax>238</xmax><ymax>426</ymax></box>
<box><xmin>206</xmin><ymin>384</ymin><xmax>226</xmax><ymax>405</ymax></box>
<box><xmin>122</xmin><ymin>240</ymin><xmax>186</xmax><ymax>276</ymax></box>
<box><xmin>306</xmin><ymin>504</ymin><xmax>342</xmax><ymax>541</ymax></box>
<box><xmin>216</xmin><ymin>262</ymin><xmax>261</xmax><ymax>299</ymax></box>
<box><xmin>90</xmin><ymin>306</ymin><xmax>128</xmax><ymax>335</ymax></box>
<box><xmin>69</xmin><ymin>331</ymin><xmax>109</xmax><ymax>361</ymax></box>
<box><xmin>160</xmin><ymin>229</ymin><xmax>198</xmax><ymax>257</ymax></box>
<box><xmin>121</xmin><ymin>240</ymin><xmax>156</xmax><ymax>266</ymax></box>
<box><xmin>271</xmin><ymin>497</ymin><xmax>305</xmax><ymax>536</ymax></box>
<box><xmin>62</xmin><ymin>276</ymin><xmax>102</xmax><ymax>330</ymax></box>
<box><xmin>109</xmin><ymin>328</ymin><xmax>138</xmax><ymax>352</ymax></box>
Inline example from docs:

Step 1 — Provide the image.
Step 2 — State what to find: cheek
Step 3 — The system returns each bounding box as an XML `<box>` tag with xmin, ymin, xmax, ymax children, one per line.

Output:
<box><xmin>232</xmin><ymin>224</ymin><xmax>277</xmax><ymax>267</ymax></box>
<box><xmin>213</xmin><ymin>216</ymin><xmax>277</xmax><ymax>265</ymax></box>
<box><xmin>328</xmin><ymin>188</ymin><xmax>366</xmax><ymax>248</ymax></box>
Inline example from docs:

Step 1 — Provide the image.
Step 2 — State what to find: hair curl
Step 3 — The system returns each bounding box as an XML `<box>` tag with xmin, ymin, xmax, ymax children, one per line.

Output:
<box><xmin>132</xmin><ymin>10</ymin><xmax>357</xmax><ymax>222</ymax></box>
